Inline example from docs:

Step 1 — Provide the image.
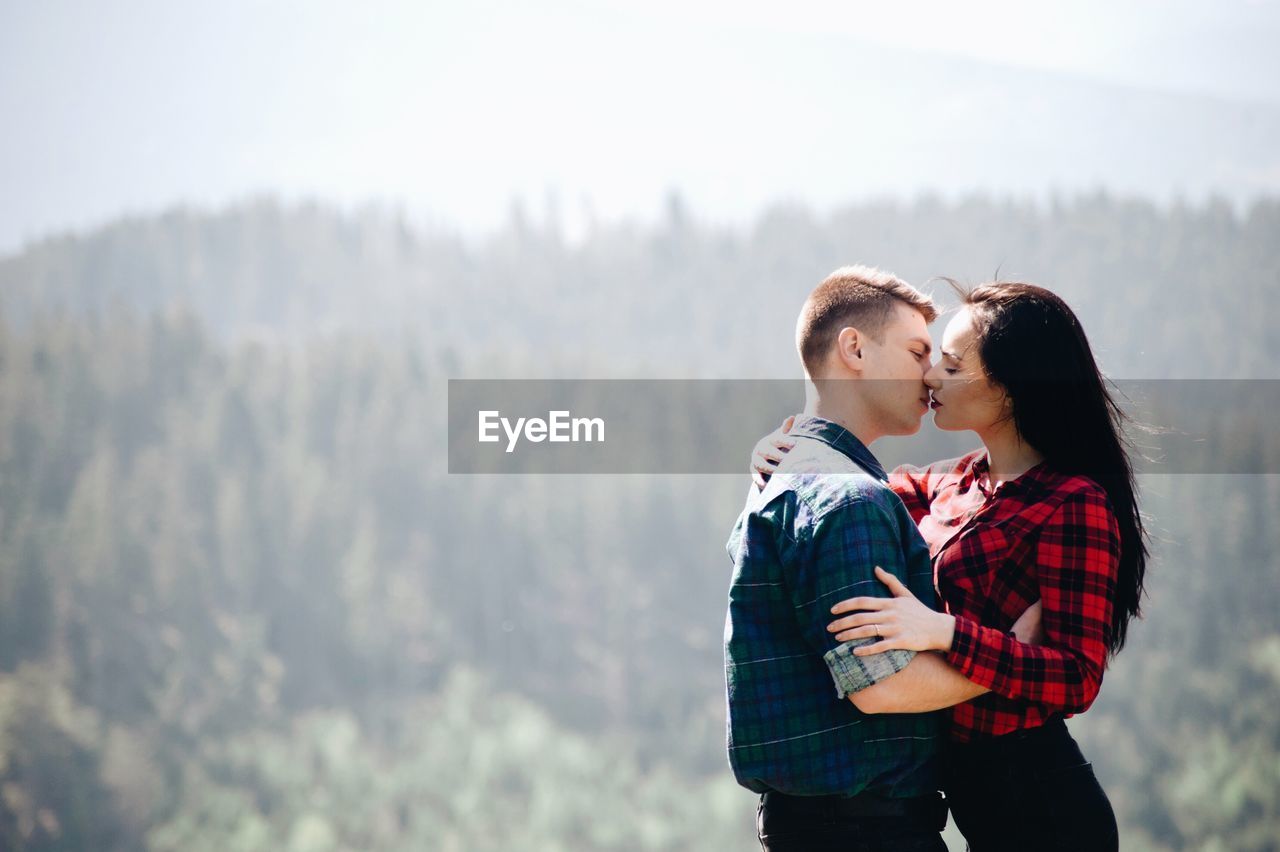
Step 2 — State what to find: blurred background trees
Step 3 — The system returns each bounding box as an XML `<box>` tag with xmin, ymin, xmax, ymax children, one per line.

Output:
<box><xmin>0</xmin><ymin>195</ymin><xmax>1276</xmax><ymax>850</ymax></box>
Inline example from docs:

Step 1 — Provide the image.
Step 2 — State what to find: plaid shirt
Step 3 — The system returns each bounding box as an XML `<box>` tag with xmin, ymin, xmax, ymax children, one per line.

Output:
<box><xmin>890</xmin><ymin>451</ymin><xmax>1122</xmax><ymax>743</ymax></box>
<box><xmin>725</xmin><ymin>416</ymin><xmax>940</xmax><ymax>797</ymax></box>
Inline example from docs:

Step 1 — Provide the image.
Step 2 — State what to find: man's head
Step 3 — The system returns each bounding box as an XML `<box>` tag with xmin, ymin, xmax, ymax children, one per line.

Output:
<box><xmin>796</xmin><ymin>265</ymin><xmax>937</xmax><ymax>437</ymax></box>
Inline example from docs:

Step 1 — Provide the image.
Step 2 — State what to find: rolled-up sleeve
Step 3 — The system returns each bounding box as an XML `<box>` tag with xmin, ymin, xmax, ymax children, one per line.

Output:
<box><xmin>823</xmin><ymin>638</ymin><xmax>914</xmax><ymax>697</ymax></box>
<box><xmin>787</xmin><ymin>498</ymin><xmax>917</xmax><ymax>697</ymax></box>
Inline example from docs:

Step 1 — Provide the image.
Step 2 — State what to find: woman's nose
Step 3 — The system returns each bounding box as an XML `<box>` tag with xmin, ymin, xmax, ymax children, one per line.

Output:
<box><xmin>923</xmin><ymin>364</ymin><xmax>942</xmax><ymax>389</ymax></box>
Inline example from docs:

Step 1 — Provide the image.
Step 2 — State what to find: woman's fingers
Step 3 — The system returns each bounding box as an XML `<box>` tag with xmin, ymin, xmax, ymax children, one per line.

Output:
<box><xmin>873</xmin><ymin>566</ymin><xmax>912</xmax><ymax>597</ymax></box>
<box><xmin>826</xmin><ymin>611</ymin><xmax>885</xmax><ymax>633</ymax></box>
<box><xmin>757</xmin><ymin>442</ymin><xmax>793</xmax><ymax>466</ymax></box>
<box><xmin>747</xmin><ymin>420</ymin><xmax>797</xmax><ymax>489</ymax></box>
<box><xmin>750</xmin><ymin>432</ymin><xmax>792</xmax><ymax>488</ymax></box>
<box><xmin>751</xmin><ymin>462</ymin><xmax>777</xmax><ymax>488</ymax></box>
<box><xmin>853</xmin><ymin>637</ymin><xmax>904</xmax><ymax>656</ymax></box>
<box><xmin>833</xmin><ymin>624</ymin><xmax>887</xmax><ymax>643</ymax></box>
<box><xmin>830</xmin><ymin>596</ymin><xmax>889</xmax><ymax>615</ymax></box>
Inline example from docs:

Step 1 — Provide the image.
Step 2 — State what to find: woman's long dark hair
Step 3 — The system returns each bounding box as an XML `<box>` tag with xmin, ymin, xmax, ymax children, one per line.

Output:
<box><xmin>957</xmin><ymin>281</ymin><xmax>1148</xmax><ymax>656</ymax></box>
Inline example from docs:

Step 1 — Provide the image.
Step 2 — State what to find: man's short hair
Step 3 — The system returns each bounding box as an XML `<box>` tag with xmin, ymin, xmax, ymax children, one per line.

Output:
<box><xmin>796</xmin><ymin>265</ymin><xmax>937</xmax><ymax>374</ymax></box>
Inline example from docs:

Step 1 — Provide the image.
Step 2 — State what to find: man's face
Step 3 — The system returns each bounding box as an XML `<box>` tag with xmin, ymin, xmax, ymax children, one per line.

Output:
<box><xmin>858</xmin><ymin>301</ymin><xmax>934</xmax><ymax>436</ymax></box>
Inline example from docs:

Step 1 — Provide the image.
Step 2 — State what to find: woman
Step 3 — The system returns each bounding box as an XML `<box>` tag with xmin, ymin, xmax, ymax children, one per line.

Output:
<box><xmin>752</xmin><ymin>282</ymin><xmax>1147</xmax><ymax>851</ymax></box>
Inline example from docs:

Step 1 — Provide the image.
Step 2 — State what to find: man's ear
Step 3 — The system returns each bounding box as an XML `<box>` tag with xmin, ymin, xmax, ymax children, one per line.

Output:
<box><xmin>835</xmin><ymin>326</ymin><xmax>865</xmax><ymax>373</ymax></box>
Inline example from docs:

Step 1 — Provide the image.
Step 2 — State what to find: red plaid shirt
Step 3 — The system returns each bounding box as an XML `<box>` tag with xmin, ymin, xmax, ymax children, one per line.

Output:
<box><xmin>889</xmin><ymin>451</ymin><xmax>1121</xmax><ymax>743</ymax></box>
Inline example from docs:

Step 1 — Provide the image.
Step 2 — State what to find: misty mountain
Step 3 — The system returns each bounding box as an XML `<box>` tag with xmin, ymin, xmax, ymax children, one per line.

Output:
<box><xmin>5</xmin><ymin>13</ymin><xmax>1280</xmax><ymax>255</ymax></box>
<box><xmin>3</xmin><ymin>195</ymin><xmax>1278</xmax><ymax>379</ymax></box>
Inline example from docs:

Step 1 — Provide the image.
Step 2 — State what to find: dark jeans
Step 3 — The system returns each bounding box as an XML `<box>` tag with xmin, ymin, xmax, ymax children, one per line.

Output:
<box><xmin>941</xmin><ymin>717</ymin><xmax>1118</xmax><ymax>852</ymax></box>
<box><xmin>757</xmin><ymin>790</ymin><xmax>948</xmax><ymax>852</ymax></box>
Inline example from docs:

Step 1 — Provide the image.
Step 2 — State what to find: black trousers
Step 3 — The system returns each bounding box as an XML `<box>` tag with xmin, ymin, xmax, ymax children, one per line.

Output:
<box><xmin>757</xmin><ymin>790</ymin><xmax>948</xmax><ymax>852</ymax></box>
<box><xmin>941</xmin><ymin>717</ymin><xmax>1118</xmax><ymax>852</ymax></box>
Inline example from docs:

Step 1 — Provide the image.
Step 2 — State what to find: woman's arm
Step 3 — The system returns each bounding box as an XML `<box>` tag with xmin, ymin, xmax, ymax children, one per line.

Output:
<box><xmin>750</xmin><ymin>421</ymin><xmax>953</xmax><ymax>516</ymax></box>
<box><xmin>942</xmin><ymin>487</ymin><xmax>1121</xmax><ymax>713</ymax></box>
<box><xmin>832</xmin><ymin>487</ymin><xmax>1121</xmax><ymax>714</ymax></box>
<box><xmin>828</xmin><ymin>570</ymin><xmax>1045</xmax><ymax>714</ymax></box>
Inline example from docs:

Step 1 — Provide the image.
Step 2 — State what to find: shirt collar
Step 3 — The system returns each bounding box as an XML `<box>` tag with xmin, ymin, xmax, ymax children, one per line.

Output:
<box><xmin>972</xmin><ymin>452</ymin><xmax>1052</xmax><ymax>497</ymax></box>
<box><xmin>789</xmin><ymin>415</ymin><xmax>888</xmax><ymax>481</ymax></box>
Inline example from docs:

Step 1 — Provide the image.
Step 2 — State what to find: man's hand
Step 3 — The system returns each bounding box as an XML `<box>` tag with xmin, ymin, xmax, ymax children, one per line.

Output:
<box><xmin>827</xmin><ymin>567</ymin><xmax>957</xmax><ymax>655</ymax></box>
<box><xmin>1011</xmin><ymin>600</ymin><xmax>1045</xmax><ymax>645</ymax></box>
<box><xmin>750</xmin><ymin>415</ymin><xmax>797</xmax><ymax>489</ymax></box>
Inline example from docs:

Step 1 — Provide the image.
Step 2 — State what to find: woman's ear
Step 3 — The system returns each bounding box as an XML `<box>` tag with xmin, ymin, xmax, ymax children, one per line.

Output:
<box><xmin>996</xmin><ymin>385</ymin><xmax>1016</xmax><ymax>422</ymax></box>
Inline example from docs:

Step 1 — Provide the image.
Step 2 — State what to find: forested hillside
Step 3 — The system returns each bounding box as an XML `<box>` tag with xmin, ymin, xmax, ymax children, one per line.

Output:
<box><xmin>1</xmin><ymin>197</ymin><xmax>1277</xmax><ymax>850</ymax></box>
<box><xmin>4</xmin><ymin>195</ymin><xmax>1278</xmax><ymax>378</ymax></box>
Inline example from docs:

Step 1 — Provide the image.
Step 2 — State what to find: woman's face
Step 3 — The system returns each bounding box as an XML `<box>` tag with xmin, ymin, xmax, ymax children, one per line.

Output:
<box><xmin>924</xmin><ymin>306</ymin><xmax>1010</xmax><ymax>434</ymax></box>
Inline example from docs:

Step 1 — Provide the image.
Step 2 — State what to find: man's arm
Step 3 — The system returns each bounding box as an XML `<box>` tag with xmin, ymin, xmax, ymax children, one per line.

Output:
<box><xmin>848</xmin><ymin>600</ymin><xmax>1044</xmax><ymax>714</ymax></box>
<box><xmin>849</xmin><ymin>651</ymin><xmax>987</xmax><ymax>713</ymax></box>
<box><xmin>788</xmin><ymin>497</ymin><xmax>926</xmax><ymax>700</ymax></box>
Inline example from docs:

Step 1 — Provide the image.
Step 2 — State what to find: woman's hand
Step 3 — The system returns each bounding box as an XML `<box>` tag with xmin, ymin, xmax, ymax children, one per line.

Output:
<box><xmin>827</xmin><ymin>567</ymin><xmax>957</xmax><ymax>656</ymax></box>
<box><xmin>750</xmin><ymin>415</ymin><xmax>797</xmax><ymax>489</ymax></box>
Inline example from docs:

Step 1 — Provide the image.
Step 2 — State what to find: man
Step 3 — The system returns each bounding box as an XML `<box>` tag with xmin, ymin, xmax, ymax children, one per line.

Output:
<box><xmin>724</xmin><ymin>266</ymin><xmax>990</xmax><ymax>851</ymax></box>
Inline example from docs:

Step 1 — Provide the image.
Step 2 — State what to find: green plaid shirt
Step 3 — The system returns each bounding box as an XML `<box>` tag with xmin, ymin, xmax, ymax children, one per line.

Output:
<box><xmin>724</xmin><ymin>416</ymin><xmax>940</xmax><ymax>797</ymax></box>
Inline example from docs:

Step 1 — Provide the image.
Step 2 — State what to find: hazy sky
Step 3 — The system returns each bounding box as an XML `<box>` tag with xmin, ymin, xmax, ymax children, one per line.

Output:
<box><xmin>3</xmin><ymin>0</ymin><xmax>1279</xmax><ymax>253</ymax></box>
